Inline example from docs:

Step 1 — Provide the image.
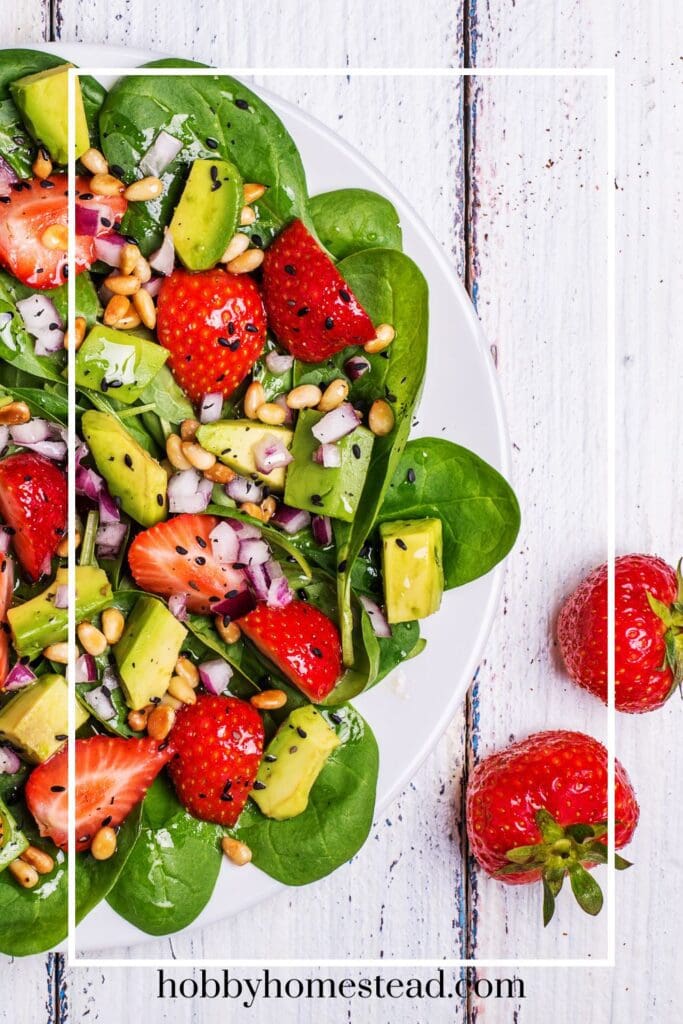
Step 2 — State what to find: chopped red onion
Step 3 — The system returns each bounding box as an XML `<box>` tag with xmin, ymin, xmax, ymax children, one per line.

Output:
<box><xmin>228</xmin><ymin>518</ymin><xmax>262</xmax><ymax>540</ymax></box>
<box><xmin>245</xmin><ymin>561</ymin><xmax>270</xmax><ymax>602</ymax></box>
<box><xmin>0</xmin><ymin>745</ymin><xmax>21</xmax><ymax>774</ymax></box>
<box><xmin>265</xmin><ymin>351</ymin><xmax>294</xmax><ymax>375</ymax></box>
<box><xmin>34</xmin><ymin>329</ymin><xmax>65</xmax><ymax>356</ymax></box>
<box><xmin>226</xmin><ymin>475</ymin><xmax>263</xmax><ymax>505</ymax></box>
<box><xmin>75</xmin><ymin>463</ymin><xmax>120</xmax><ymax>522</ymax></box>
<box><xmin>169</xmin><ymin>593</ymin><xmax>188</xmax><ymax>622</ymax></box>
<box><xmin>98</xmin><ymin>486</ymin><xmax>121</xmax><ymax>524</ymax></box>
<box><xmin>253</xmin><ymin>433</ymin><xmax>293</xmax><ymax>475</ymax></box>
<box><xmin>17</xmin><ymin>294</ymin><xmax>63</xmax><ymax>335</ymax></box>
<box><xmin>96</xmin><ymin>522</ymin><xmax>127</xmax><ymax>558</ymax></box>
<box><xmin>0</xmin><ymin>156</ymin><xmax>18</xmax><ymax>197</ymax></box>
<box><xmin>360</xmin><ymin>595</ymin><xmax>392</xmax><ymax>638</ymax></box>
<box><xmin>311</xmin><ymin>515</ymin><xmax>333</xmax><ymax>547</ymax></box>
<box><xmin>143</xmin><ymin>276</ymin><xmax>163</xmax><ymax>298</ymax></box>
<box><xmin>264</xmin><ymin>557</ymin><xmax>283</xmax><ymax>580</ymax></box>
<box><xmin>209</xmin><ymin>520</ymin><xmax>241</xmax><ymax>565</ymax></box>
<box><xmin>311</xmin><ymin>403</ymin><xmax>360</xmax><ymax>444</ymax></box>
<box><xmin>271</xmin><ymin>504</ymin><xmax>311</xmax><ymax>534</ymax></box>
<box><xmin>17</xmin><ymin>439</ymin><xmax>67</xmax><ymax>460</ymax></box>
<box><xmin>149</xmin><ymin>228</ymin><xmax>175</xmax><ymax>276</ymax></box>
<box><xmin>238</xmin><ymin>538</ymin><xmax>270</xmax><ymax>566</ymax></box>
<box><xmin>93</xmin><ymin>231</ymin><xmax>127</xmax><ymax>268</ymax></box>
<box><xmin>212</xmin><ymin>588</ymin><xmax>256</xmax><ymax>620</ymax></box>
<box><xmin>140</xmin><ymin>130</ymin><xmax>182</xmax><ymax>177</ymax></box>
<box><xmin>75</xmin><ymin>653</ymin><xmax>97</xmax><ymax>683</ymax></box>
<box><xmin>344</xmin><ymin>355</ymin><xmax>371</xmax><ymax>381</ymax></box>
<box><xmin>75</xmin><ymin>202</ymin><xmax>101</xmax><ymax>236</ymax></box>
<box><xmin>3</xmin><ymin>661</ymin><xmax>36</xmax><ymax>691</ymax></box>
<box><xmin>266</xmin><ymin>575</ymin><xmax>293</xmax><ymax>609</ymax></box>
<box><xmin>273</xmin><ymin>394</ymin><xmax>294</xmax><ymax>426</ymax></box>
<box><xmin>198</xmin><ymin>658</ymin><xmax>233</xmax><ymax>696</ymax></box>
<box><xmin>313</xmin><ymin>443</ymin><xmax>341</xmax><ymax>469</ymax></box>
<box><xmin>0</xmin><ymin>526</ymin><xmax>11</xmax><ymax>554</ymax></box>
<box><xmin>83</xmin><ymin>684</ymin><xmax>117</xmax><ymax>722</ymax></box>
<box><xmin>10</xmin><ymin>418</ymin><xmax>51</xmax><ymax>445</ymax></box>
<box><xmin>200</xmin><ymin>391</ymin><xmax>223</xmax><ymax>424</ymax></box>
<box><xmin>168</xmin><ymin>469</ymin><xmax>212</xmax><ymax>514</ymax></box>
<box><xmin>54</xmin><ymin>584</ymin><xmax>68</xmax><ymax>609</ymax></box>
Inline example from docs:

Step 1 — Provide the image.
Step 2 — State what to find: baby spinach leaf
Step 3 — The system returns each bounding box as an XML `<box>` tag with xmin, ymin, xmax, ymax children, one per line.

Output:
<box><xmin>107</xmin><ymin>775</ymin><xmax>223</xmax><ymax>936</ymax></box>
<box><xmin>379</xmin><ymin>437</ymin><xmax>521</xmax><ymax>588</ymax></box>
<box><xmin>0</xmin><ymin>271</ymin><xmax>65</xmax><ymax>382</ymax></box>
<box><xmin>1</xmin><ymin>382</ymin><xmax>67</xmax><ymax>423</ymax></box>
<box><xmin>137</xmin><ymin>363</ymin><xmax>194</xmax><ymax>427</ymax></box>
<box><xmin>310</xmin><ymin>188</ymin><xmax>402</xmax><ymax>260</ymax></box>
<box><xmin>76</xmin><ymin>804</ymin><xmax>142</xmax><ymax>923</ymax></box>
<box><xmin>234</xmin><ymin>704</ymin><xmax>378</xmax><ymax>886</ymax></box>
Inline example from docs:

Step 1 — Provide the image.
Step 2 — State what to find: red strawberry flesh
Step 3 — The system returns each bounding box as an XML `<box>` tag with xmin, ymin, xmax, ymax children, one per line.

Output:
<box><xmin>0</xmin><ymin>452</ymin><xmax>67</xmax><ymax>580</ymax></box>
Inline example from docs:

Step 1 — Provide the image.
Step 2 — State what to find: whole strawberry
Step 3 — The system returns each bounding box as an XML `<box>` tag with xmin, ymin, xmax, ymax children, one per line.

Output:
<box><xmin>558</xmin><ymin>554</ymin><xmax>681</xmax><ymax>713</ymax></box>
<box><xmin>168</xmin><ymin>694</ymin><xmax>264</xmax><ymax>826</ymax></box>
<box><xmin>156</xmin><ymin>267</ymin><xmax>266</xmax><ymax>403</ymax></box>
<box><xmin>466</xmin><ymin>730</ymin><xmax>638</xmax><ymax>924</ymax></box>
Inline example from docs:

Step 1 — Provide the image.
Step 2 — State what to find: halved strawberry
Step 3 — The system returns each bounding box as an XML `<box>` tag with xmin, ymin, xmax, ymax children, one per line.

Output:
<box><xmin>25</xmin><ymin>735</ymin><xmax>173</xmax><ymax>852</ymax></box>
<box><xmin>128</xmin><ymin>513</ymin><xmax>248</xmax><ymax>615</ymax></box>
<box><xmin>0</xmin><ymin>452</ymin><xmax>67</xmax><ymax>581</ymax></box>
<box><xmin>0</xmin><ymin>175</ymin><xmax>95</xmax><ymax>289</ymax></box>
<box><xmin>240</xmin><ymin>599</ymin><xmax>343</xmax><ymax>701</ymax></box>
<box><xmin>261</xmin><ymin>219</ymin><xmax>375</xmax><ymax>362</ymax></box>
<box><xmin>0</xmin><ymin>541</ymin><xmax>14</xmax><ymax>686</ymax></box>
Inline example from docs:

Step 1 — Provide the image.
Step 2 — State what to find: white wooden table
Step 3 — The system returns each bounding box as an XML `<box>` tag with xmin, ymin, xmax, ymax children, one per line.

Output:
<box><xmin>3</xmin><ymin>2</ymin><xmax>681</xmax><ymax>1021</ymax></box>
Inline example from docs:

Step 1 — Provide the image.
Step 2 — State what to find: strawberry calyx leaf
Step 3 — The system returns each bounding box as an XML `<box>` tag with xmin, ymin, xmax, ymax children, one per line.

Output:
<box><xmin>647</xmin><ymin>559</ymin><xmax>683</xmax><ymax>698</ymax></box>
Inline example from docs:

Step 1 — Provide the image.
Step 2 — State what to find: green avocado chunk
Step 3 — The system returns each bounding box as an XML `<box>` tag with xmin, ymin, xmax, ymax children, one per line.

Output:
<box><xmin>81</xmin><ymin>410</ymin><xmax>167</xmax><ymax>526</ymax></box>
<box><xmin>0</xmin><ymin>674</ymin><xmax>89</xmax><ymax>764</ymax></box>
<box><xmin>10</xmin><ymin>64</ymin><xmax>89</xmax><ymax>164</ymax></box>
<box><xmin>113</xmin><ymin>596</ymin><xmax>187</xmax><ymax>711</ymax></box>
<box><xmin>379</xmin><ymin>518</ymin><xmax>444</xmax><ymax>624</ymax></box>
<box><xmin>250</xmin><ymin>706</ymin><xmax>341</xmax><ymax>821</ymax></box>
<box><xmin>170</xmin><ymin>158</ymin><xmax>243</xmax><ymax>271</ymax></box>
<box><xmin>196</xmin><ymin>419</ymin><xmax>293</xmax><ymax>491</ymax></box>
<box><xmin>283</xmin><ymin>409</ymin><xmax>374</xmax><ymax>522</ymax></box>
<box><xmin>75</xmin><ymin>326</ymin><xmax>168</xmax><ymax>404</ymax></box>
<box><xmin>0</xmin><ymin>795</ymin><xmax>29</xmax><ymax>872</ymax></box>
<box><xmin>7</xmin><ymin>566</ymin><xmax>112</xmax><ymax>658</ymax></box>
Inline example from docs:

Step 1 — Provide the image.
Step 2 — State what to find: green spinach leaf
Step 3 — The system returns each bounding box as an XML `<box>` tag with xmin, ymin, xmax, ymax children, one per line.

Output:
<box><xmin>76</xmin><ymin>804</ymin><xmax>142</xmax><ymax>923</ymax></box>
<box><xmin>137</xmin><ymin>363</ymin><xmax>194</xmax><ymax>427</ymax></box>
<box><xmin>0</xmin><ymin>271</ymin><xmax>65</xmax><ymax>382</ymax></box>
<box><xmin>310</xmin><ymin>188</ymin><xmax>402</xmax><ymax>259</ymax></box>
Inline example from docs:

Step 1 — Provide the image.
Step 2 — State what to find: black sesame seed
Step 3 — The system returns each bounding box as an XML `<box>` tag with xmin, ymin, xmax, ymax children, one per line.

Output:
<box><xmin>339</xmin><ymin>289</ymin><xmax>351</xmax><ymax>303</ymax></box>
<box><xmin>396</xmin><ymin>538</ymin><xmax>408</xmax><ymax>550</ymax></box>
<box><xmin>264</xmin><ymin>754</ymin><xmax>277</xmax><ymax>763</ymax></box>
<box><xmin>284</xmin><ymin>264</ymin><xmax>296</xmax><ymax>275</ymax></box>
<box><xmin>288</xmin><ymin>747</ymin><xmax>298</xmax><ymax>755</ymax></box>
<box><xmin>175</xmin><ymin>545</ymin><xmax>188</xmax><ymax>555</ymax></box>
<box><xmin>329</xmin><ymin>712</ymin><xmax>343</xmax><ymax>724</ymax></box>
<box><xmin>352</xmin><ymin>443</ymin><xmax>361</xmax><ymax>459</ymax></box>
<box><xmin>235</xmin><ymin>98</ymin><xmax>249</xmax><ymax>110</ymax></box>
<box><xmin>296</xmin><ymin>726</ymin><xmax>307</xmax><ymax>739</ymax></box>
<box><xmin>297</xmin><ymin>306</ymin><xmax>309</xmax><ymax>317</ymax></box>
<box><xmin>227</xmin><ymin>320</ymin><xmax>236</xmax><ymax>335</ymax></box>
<box><xmin>253</xmin><ymin>780</ymin><xmax>267</xmax><ymax>790</ymax></box>
<box><xmin>196</xmin><ymin>536</ymin><xmax>207</xmax><ymax>548</ymax></box>
<box><xmin>337</xmin><ymin>560</ymin><xmax>347</xmax><ymax>573</ymax></box>
<box><xmin>51</xmin><ymin>785</ymin><xmax>66</xmax><ymax>793</ymax></box>
<box><xmin>206</xmin><ymin>137</ymin><xmax>219</xmax><ymax>149</ymax></box>
<box><xmin>311</xmin><ymin>494</ymin><xmax>323</xmax><ymax>507</ymax></box>
<box><xmin>55</xmin><ymin>734</ymin><xmax>68</xmax><ymax>742</ymax></box>
<box><xmin>79</xmin><ymin>192</ymin><xmax>94</xmax><ymax>201</ymax></box>
<box><xmin>195</xmin><ymin>556</ymin><xmax>206</xmax><ymax>565</ymax></box>
<box><xmin>324</xmin><ymin>316</ymin><xmax>334</xmax><ymax>330</ymax></box>
<box><xmin>101</xmin><ymin>815</ymin><xmax>112</xmax><ymax>828</ymax></box>
<box><xmin>251</xmin><ymin>234</ymin><xmax>263</xmax><ymax>247</ymax></box>
<box><xmin>310</xmin><ymin>646</ymin><xmax>323</xmax><ymax>659</ymax></box>
<box><xmin>110</xmin><ymin>164</ymin><xmax>125</xmax><ymax>179</ymax></box>
<box><xmin>217</xmin><ymin>336</ymin><xmax>230</xmax><ymax>347</ymax></box>
<box><xmin>40</xmin><ymin>179</ymin><xmax>55</xmax><ymax>189</ymax></box>
<box><xmin>406</xmin><ymin>468</ymin><xmax>416</xmax><ymax>484</ymax></box>
<box><xmin>156</xmin><ymin>493</ymin><xmax>164</xmax><ymax>505</ymax></box>
<box><xmin>245</xmin><ymin>323</ymin><xmax>258</xmax><ymax>333</ymax></box>
<box><xmin>229</xmin><ymin>340</ymin><xmax>240</xmax><ymax>351</ymax></box>
<box><xmin>124</xmin><ymin>454</ymin><xmax>133</xmax><ymax>468</ymax></box>
<box><xmin>297</xmin><ymin>588</ymin><xmax>309</xmax><ymax>601</ymax></box>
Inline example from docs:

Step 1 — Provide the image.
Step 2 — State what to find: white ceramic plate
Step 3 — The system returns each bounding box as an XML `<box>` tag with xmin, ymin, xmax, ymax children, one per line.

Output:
<box><xmin>35</xmin><ymin>43</ymin><xmax>509</xmax><ymax>952</ymax></box>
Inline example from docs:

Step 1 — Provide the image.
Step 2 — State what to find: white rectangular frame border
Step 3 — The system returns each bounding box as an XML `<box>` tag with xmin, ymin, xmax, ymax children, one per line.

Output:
<box><xmin>67</xmin><ymin>64</ymin><xmax>616</xmax><ymax>970</ymax></box>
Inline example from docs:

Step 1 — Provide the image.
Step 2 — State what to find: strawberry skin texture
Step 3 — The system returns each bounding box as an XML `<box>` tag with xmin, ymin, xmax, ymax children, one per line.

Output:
<box><xmin>261</xmin><ymin>219</ymin><xmax>375</xmax><ymax>362</ymax></box>
<box><xmin>466</xmin><ymin>730</ymin><xmax>639</xmax><ymax>883</ymax></box>
<box><xmin>128</xmin><ymin>513</ymin><xmax>248</xmax><ymax>615</ymax></box>
<box><xmin>558</xmin><ymin>554</ymin><xmax>677</xmax><ymax>713</ymax></box>
<box><xmin>240</xmin><ymin>599</ymin><xmax>343</xmax><ymax>702</ymax></box>
<box><xmin>156</xmin><ymin>267</ymin><xmax>266</xmax><ymax>403</ymax></box>
<box><xmin>0</xmin><ymin>547</ymin><xmax>14</xmax><ymax>686</ymax></box>
<box><xmin>25</xmin><ymin>736</ymin><xmax>173</xmax><ymax>852</ymax></box>
<box><xmin>168</xmin><ymin>694</ymin><xmax>264</xmax><ymax>826</ymax></box>
<box><xmin>0</xmin><ymin>452</ymin><xmax>67</xmax><ymax>581</ymax></box>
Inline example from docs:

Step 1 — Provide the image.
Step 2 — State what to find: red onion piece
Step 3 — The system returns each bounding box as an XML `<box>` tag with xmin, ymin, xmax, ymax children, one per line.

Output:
<box><xmin>198</xmin><ymin>658</ymin><xmax>233</xmax><ymax>696</ymax></box>
<box><xmin>149</xmin><ymin>228</ymin><xmax>175</xmax><ymax>276</ymax></box>
<box><xmin>212</xmin><ymin>588</ymin><xmax>256</xmax><ymax>620</ymax></box>
<box><xmin>226</xmin><ymin>475</ymin><xmax>263</xmax><ymax>505</ymax></box>
<box><xmin>266</xmin><ymin>575</ymin><xmax>293</xmax><ymax>609</ymax></box>
<box><xmin>360</xmin><ymin>595</ymin><xmax>392</xmax><ymax>638</ymax></box>
<box><xmin>245</xmin><ymin>561</ymin><xmax>270</xmax><ymax>602</ymax></box>
<box><xmin>83</xmin><ymin>684</ymin><xmax>117</xmax><ymax>722</ymax></box>
<box><xmin>311</xmin><ymin>403</ymin><xmax>360</xmax><ymax>444</ymax></box>
<box><xmin>344</xmin><ymin>355</ymin><xmax>371</xmax><ymax>380</ymax></box>
<box><xmin>209</xmin><ymin>520</ymin><xmax>241</xmax><ymax>565</ymax></box>
<box><xmin>3</xmin><ymin>661</ymin><xmax>37</xmax><ymax>691</ymax></box>
<box><xmin>273</xmin><ymin>394</ymin><xmax>294</xmax><ymax>426</ymax></box>
<box><xmin>169</xmin><ymin>593</ymin><xmax>188</xmax><ymax>622</ymax></box>
<box><xmin>311</xmin><ymin>514</ymin><xmax>333</xmax><ymax>547</ymax></box>
<box><xmin>17</xmin><ymin>294</ymin><xmax>63</xmax><ymax>334</ymax></box>
<box><xmin>93</xmin><ymin>232</ymin><xmax>126</xmax><ymax>268</ymax></box>
<box><xmin>0</xmin><ymin>745</ymin><xmax>21</xmax><ymax>774</ymax></box>
<box><xmin>75</xmin><ymin>653</ymin><xmax>97</xmax><ymax>683</ymax></box>
<box><xmin>34</xmin><ymin>328</ymin><xmax>65</xmax><ymax>356</ymax></box>
<box><xmin>10</xmin><ymin>419</ymin><xmax>51</xmax><ymax>445</ymax></box>
<box><xmin>238</xmin><ymin>538</ymin><xmax>270</xmax><ymax>566</ymax></box>
<box><xmin>0</xmin><ymin>156</ymin><xmax>18</xmax><ymax>197</ymax></box>
<box><xmin>143</xmin><ymin>276</ymin><xmax>163</xmax><ymax>298</ymax></box>
<box><xmin>264</xmin><ymin>557</ymin><xmax>283</xmax><ymax>580</ymax></box>
<box><xmin>168</xmin><ymin>469</ymin><xmax>212</xmax><ymax>514</ymax></box>
<box><xmin>253</xmin><ymin>433</ymin><xmax>293</xmax><ymax>475</ymax></box>
<box><xmin>313</xmin><ymin>443</ymin><xmax>341</xmax><ymax>468</ymax></box>
<box><xmin>0</xmin><ymin>427</ymin><xmax>8</xmax><ymax>454</ymax></box>
<box><xmin>76</xmin><ymin>464</ymin><xmax>120</xmax><ymax>522</ymax></box>
<box><xmin>75</xmin><ymin>202</ymin><xmax>101</xmax><ymax>236</ymax></box>
<box><xmin>271</xmin><ymin>504</ymin><xmax>311</xmax><ymax>535</ymax></box>
<box><xmin>54</xmin><ymin>584</ymin><xmax>68</xmax><ymax>609</ymax></box>
<box><xmin>200</xmin><ymin>391</ymin><xmax>223</xmax><ymax>424</ymax></box>
<box><xmin>96</xmin><ymin>522</ymin><xmax>127</xmax><ymax>558</ymax></box>
<box><xmin>0</xmin><ymin>526</ymin><xmax>11</xmax><ymax>555</ymax></box>
<box><xmin>140</xmin><ymin>130</ymin><xmax>182</xmax><ymax>177</ymax></box>
<box><xmin>98</xmin><ymin>487</ymin><xmax>121</xmax><ymax>524</ymax></box>
<box><xmin>228</xmin><ymin>518</ymin><xmax>262</xmax><ymax>540</ymax></box>
<box><xmin>16</xmin><ymin>439</ymin><xmax>66</xmax><ymax>460</ymax></box>
<box><xmin>265</xmin><ymin>351</ymin><xmax>294</xmax><ymax>374</ymax></box>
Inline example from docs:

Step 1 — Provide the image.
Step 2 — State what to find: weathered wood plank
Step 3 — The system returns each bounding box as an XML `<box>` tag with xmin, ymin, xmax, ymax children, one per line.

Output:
<box><xmin>5</xmin><ymin>0</ymin><xmax>50</xmax><ymax>44</ymax></box>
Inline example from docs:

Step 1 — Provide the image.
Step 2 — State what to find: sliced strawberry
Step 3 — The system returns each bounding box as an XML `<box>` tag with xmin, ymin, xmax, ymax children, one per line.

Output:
<box><xmin>0</xmin><ymin>175</ymin><xmax>95</xmax><ymax>289</ymax></box>
<box><xmin>128</xmin><ymin>513</ymin><xmax>248</xmax><ymax>615</ymax></box>
<box><xmin>25</xmin><ymin>735</ymin><xmax>173</xmax><ymax>852</ymax></box>
<box><xmin>0</xmin><ymin>452</ymin><xmax>66</xmax><ymax>581</ymax></box>
<box><xmin>0</xmin><ymin>541</ymin><xmax>14</xmax><ymax>686</ymax></box>
<box><xmin>156</xmin><ymin>268</ymin><xmax>266</xmax><ymax>404</ymax></box>
<box><xmin>261</xmin><ymin>219</ymin><xmax>375</xmax><ymax>362</ymax></box>
<box><xmin>168</xmin><ymin>694</ymin><xmax>264</xmax><ymax>826</ymax></box>
<box><xmin>240</xmin><ymin>599</ymin><xmax>342</xmax><ymax>702</ymax></box>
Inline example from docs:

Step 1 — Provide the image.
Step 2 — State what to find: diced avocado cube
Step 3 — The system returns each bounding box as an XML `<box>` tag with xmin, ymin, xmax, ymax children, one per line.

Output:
<box><xmin>379</xmin><ymin>518</ymin><xmax>444</xmax><ymax>624</ymax></box>
<box><xmin>196</xmin><ymin>420</ymin><xmax>293</xmax><ymax>492</ymax></box>
<box><xmin>0</xmin><ymin>674</ymin><xmax>88</xmax><ymax>764</ymax></box>
<box><xmin>251</xmin><ymin>706</ymin><xmax>341</xmax><ymax>821</ymax></box>
<box><xmin>81</xmin><ymin>411</ymin><xmax>168</xmax><ymax>526</ymax></box>
<box><xmin>283</xmin><ymin>410</ymin><xmax>374</xmax><ymax>522</ymax></box>
<box><xmin>8</xmin><ymin>566</ymin><xmax>113</xmax><ymax>658</ymax></box>
<box><xmin>75</xmin><ymin>326</ymin><xmax>168</xmax><ymax>404</ymax></box>
<box><xmin>170</xmin><ymin>158</ymin><xmax>243</xmax><ymax>271</ymax></box>
<box><xmin>113</xmin><ymin>596</ymin><xmax>187</xmax><ymax>711</ymax></box>
<box><xmin>0</xmin><ymin>795</ymin><xmax>29</xmax><ymax>872</ymax></box>
<box><xmin>10</xmin><ymin>64</ymin><xmax>89</xmax><ymax>164</ymax></box>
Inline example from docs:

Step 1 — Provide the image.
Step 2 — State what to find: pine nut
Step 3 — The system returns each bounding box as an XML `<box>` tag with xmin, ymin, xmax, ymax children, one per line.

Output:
<box><xmin>20</xmin><ymin>845</ymin><xmax>54</xmax><ymax>875</ymax></box>
<box><xmin>180</xmin><ymin>419</ymin><xmax>200</xmax><ymax>441</ymax></box>
<box><xmin>243</xmin><ymin>183</ymin><xmax>266</xmax><ymax>205</ymax></box>
<box><xmin>204</xmin><ymin>462</ymin><xmax>236</xmax><ymax>485</ymax></box>
<box><xmin>9</xmin><ymin>859</ymin><xmax>39</xmax><ymax>888</ymax></box>
<box><xmin>286</xmin><ymin>384</ymin><xmax>322</xmax><ymax>410</ymax></box>
<box><xmin>239</xmin><ymin>501</ymin><xmax>268</xmax><ymax>522</ymax></box>
<box><xmin>221</xmin><ymin>836</ymin><xmax>252</xmax><ymax>866</ymax></box>
<box><xmin>44</xmin><ymin>642</ymin><xmax>68</xmax><ymax>664</ymax></box>
<box><xmin>127</xmin><ymin>707</ymin><xmax>149</xmax><ymax>732</ymax></box>
<box><xmin>124</xmin><ymin>176</ymin><xmax>164</xmax><ymax>202</ymax></box>
<box><xmin>0</xmin><ymin>401</ymin><xmax>30</xmax><ymax>426</ymax></box>
<box><xmin>318</xmin><ymin>378</ymin><xmax>349</xmax><ymax>412</ymax></box>
<box><xmin>181</xmin><ymin>441</ymin><xmax>216</xmax><ymax>471</ymax></box>
<box><xmin>168</xmin><ymin>674</ymin><xmax>197</xmax><ymax>705</ymax></box>
<box><xmin>160</xmin><ymin>693</ymin><xmax>182</xmax><ymax>711</ymax></box>
<box><xmin>132</xmin><ymin>287</ymin><xmax>156</xmax><ymax>329</ymax></box>
<box><xmin>175</xmin><ymin>656</ymin><xmax>200</xmax><ymax>689</ymax></box>
<box><xmin>56</xmin><ymin>530</ymin><xmax>80</xmax><ymax>559</ymax></box>
<box><xmin>32</xmin><ymin>147</ymin><xmax>52</xmax><ymax>180</ymax></box>
<box><xmin>364</xmin><ymin>323</ymin><xmax>395</xmax><ymax>354</ymax></box>
<box><xmin>369</xmin><ymin>399</ymin><xmax>395</xmax><ymax>436</ymax></box>
<box><xmin>133</xmin><ymin>256</ymin><xmax>152</xmax><ymax>284</ymax></box>
<box><xmin>148</xmin><ymin>704</ymin><xmax>176</xmax><ymax>740</ymax></box>
<box><xmin>221</xmin><ymin>232</ymin><xmax>249</xmax><ymax>264</ymax></box>
<box><xmin>91</xmin><ymin>826</ymin><xmax>117</xmax><ymax>861</ymax></box>
<box><xmin>64</xmin><ymin>316</ymin><xmax>87</xmax><ymax>351</ymax></box>
<box><xmin>80</xmin><ymin>147</ymin><xmax>109</xmax><ymax>176</ymax></box>
<box><xmin>166</xmin><ymin>433</ymin><xmax>192</xmax><ymax>470</ymax></box>
<box><xmin>115</xmin><ymin>309</ymin><xmax>142</xmax><ymax>330</ymax></box>
<box><xmin>119</xmin><ymin>243</ymin><xmax>141</xmax><ymax>276</ymax></box>
<box><xmin>240</xmin><ymin>205</ymin><xmax>256</xmax><ymax>226</ymax></box>
<box><xmin>260</xmin><ymin>496</ymin><xmax>277</xmax><ymax>521</ymax></box>
<box><xmin>41</xmin><ymin>224</ymin><xmax>67</xmax><ymax>251</ymax></box>
<box><xmin>104</xmin><ymin>294</ymin><xmax>131</xmax><ymax>326</ymax></box>
<box><xmin>90</xmin><ymin>173</ymin><xmax>124</xmax><ymax>197</ymax></box>
<box><xmin>250</xmin><ymin>689</ymin><xmax>287</xmax><ymax>710</ymax></box>
<box><xmin>78</xmin><ymin>621</ymin><xmax>108</xmax><ymax>657</ymax></box>
<box><xmin>256</xmin><ymin>402</ymin><xmax>286</xmax><ymax>426</ymax></box>
<box><xmin>227</xmin><ymin>248</ymin><xmax>264</xmax><ymax>275</ymax></box>
<box><xmin>101</xmin><ymin>607</ymin><xmax>125</xmax><ymax>646</ymax></box>
<box><xmin>106</xmin><ymin>273</ymin><xmax>141</xmax><ymax>296</ymax></box>
<box><xmin>244</xmin><ymin>381</ymin><xmax>265</xmax><ymax>420</ymax></box>
<box><xmin>215</xmin><ymin>616</ymin><xmax>241</xmax><ymax>644</ymax></box>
